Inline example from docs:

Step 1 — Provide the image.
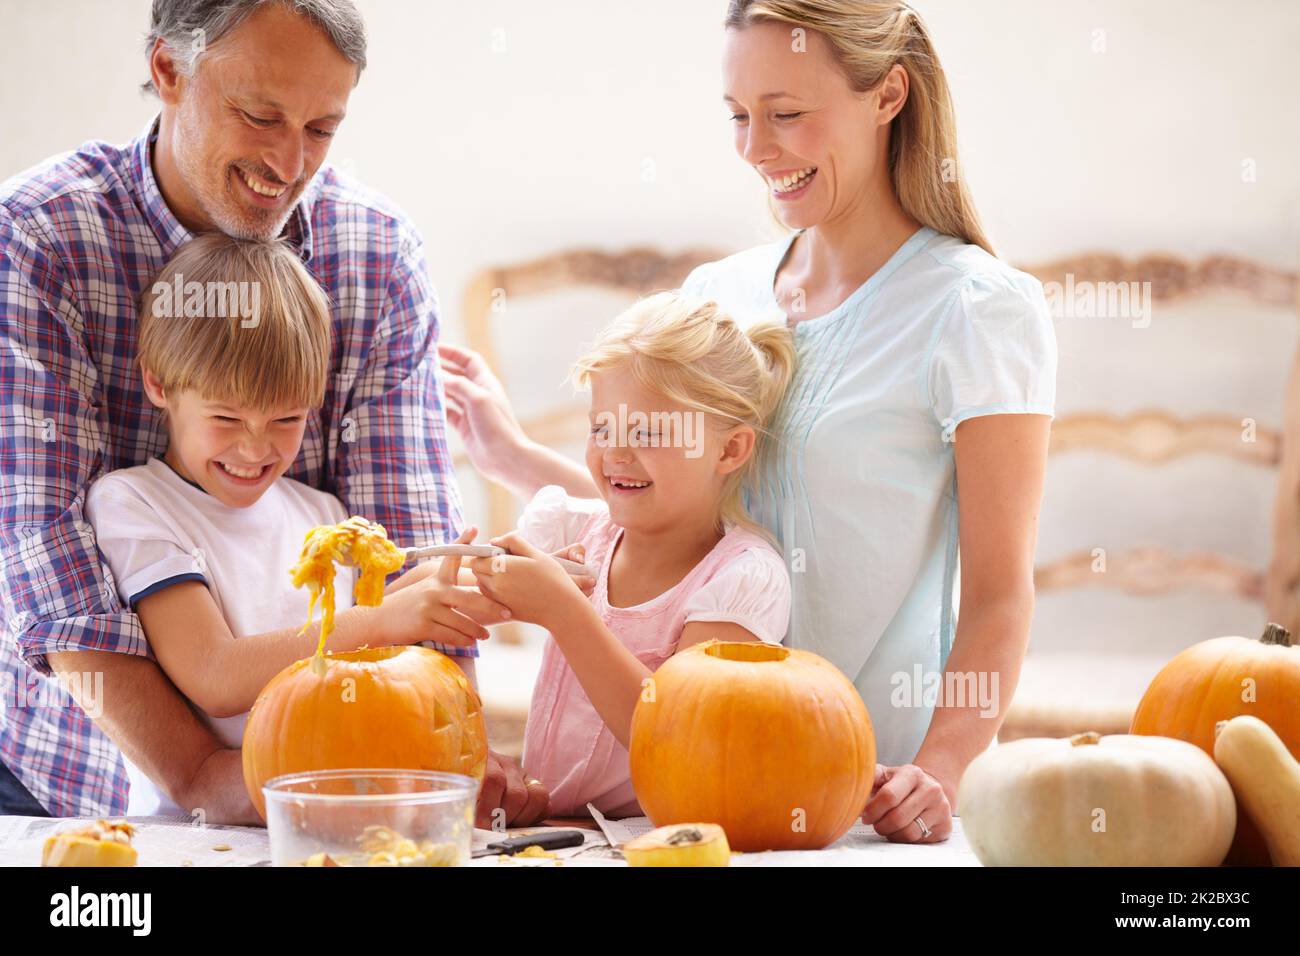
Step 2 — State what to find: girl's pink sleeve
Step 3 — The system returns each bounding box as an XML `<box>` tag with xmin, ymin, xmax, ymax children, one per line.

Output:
<box><xmin>682</xmin><ymin>547</ymin><xmax>791</xmax><ymax>645</ymax></box>
<box><xmin>515</xmin><ymin>484</ymin><xmax>606</xmax><ymax>553</ymax></box>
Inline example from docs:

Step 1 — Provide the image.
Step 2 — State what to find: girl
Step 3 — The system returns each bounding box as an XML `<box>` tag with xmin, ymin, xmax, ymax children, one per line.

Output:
<box><xmin>467</xmin><ymin>292</ymin><xmax>796</xmax><ymax>817</ymax></box>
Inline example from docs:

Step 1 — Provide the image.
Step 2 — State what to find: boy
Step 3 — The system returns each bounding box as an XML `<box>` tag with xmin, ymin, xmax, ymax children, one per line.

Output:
<box><xmin>85</xmin><ymin>233</ymin><xmax>508</xmax><ymax>815</ymax></box>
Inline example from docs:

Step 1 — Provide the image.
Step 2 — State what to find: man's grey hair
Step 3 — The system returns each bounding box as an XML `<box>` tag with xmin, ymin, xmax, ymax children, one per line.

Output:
<box><xmin>141</xmin><ymin>0</ymin><xmax>367</xmax><ymax>94</ymax></box>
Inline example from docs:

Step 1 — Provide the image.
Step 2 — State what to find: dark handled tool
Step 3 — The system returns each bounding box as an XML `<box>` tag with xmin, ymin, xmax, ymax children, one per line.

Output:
<box><xmin>471</xmin><ymin>829</ymin><xmax>587</xmax><ymax>859</ymax></box>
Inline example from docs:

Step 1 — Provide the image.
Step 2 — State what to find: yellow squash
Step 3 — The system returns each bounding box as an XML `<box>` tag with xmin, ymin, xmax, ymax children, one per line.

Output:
<box><xmin>1214</xmin><ymin>716</ymin><xmax>1300</xmax><ymax>866</ymax></box>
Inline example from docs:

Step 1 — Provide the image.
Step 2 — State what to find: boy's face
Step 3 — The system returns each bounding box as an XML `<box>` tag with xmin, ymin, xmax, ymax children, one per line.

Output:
<box><xmin>143</xmin><ymin>369</ymin><xmax>308</xmax><ymax>508</ymax></box>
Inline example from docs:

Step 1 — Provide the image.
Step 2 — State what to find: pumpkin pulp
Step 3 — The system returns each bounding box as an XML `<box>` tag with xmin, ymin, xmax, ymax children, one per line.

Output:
<box><xmin>288</xmin><ymin>516</ymin><xmax>406</xmax><ymax>671</ymax></box>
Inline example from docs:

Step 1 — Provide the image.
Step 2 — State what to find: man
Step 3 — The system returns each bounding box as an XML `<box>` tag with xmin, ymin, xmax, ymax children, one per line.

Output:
<box><xmin>0</xmin><ymin>0</ymin><xmax>548</xmax><ymax>826</ymax></box>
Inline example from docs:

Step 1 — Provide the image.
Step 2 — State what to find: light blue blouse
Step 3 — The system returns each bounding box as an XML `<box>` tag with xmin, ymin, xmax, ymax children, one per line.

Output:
<box><xmin>682</xmin><ymin>227</ymin><xmax>1057</xmax><ymax>766</ymax></box>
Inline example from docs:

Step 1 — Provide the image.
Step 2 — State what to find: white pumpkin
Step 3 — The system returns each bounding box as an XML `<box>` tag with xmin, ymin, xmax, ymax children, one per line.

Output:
<box><xmin>958</xmin><ymin>732</ymin><xmax>1236</xmax><ymax>867</ymax></box>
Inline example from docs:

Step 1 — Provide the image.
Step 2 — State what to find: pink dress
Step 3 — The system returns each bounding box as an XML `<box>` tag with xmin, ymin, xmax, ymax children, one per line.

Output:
<box><xmin>518</xmin><ymin>485</ymin><xmax>792</xmax><ymax>817</ymax></box>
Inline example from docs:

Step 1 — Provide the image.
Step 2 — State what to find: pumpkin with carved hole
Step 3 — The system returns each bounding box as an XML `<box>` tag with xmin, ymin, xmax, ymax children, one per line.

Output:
<box><xmin>242</xmin><ymin>646</ymin><xmax>487</xmax><ymax>820</ymax></box>
<box><xmin>629</xmin><ymin>640</ymin><xmax>874</xmax><ymax>852</ymax></box>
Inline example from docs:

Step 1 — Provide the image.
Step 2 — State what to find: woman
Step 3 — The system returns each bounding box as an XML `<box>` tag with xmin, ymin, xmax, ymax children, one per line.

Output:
<box><xmin>440</xmin><ymin>0</ymin><xmax>1055</xmax><ymax>845</ymax></box>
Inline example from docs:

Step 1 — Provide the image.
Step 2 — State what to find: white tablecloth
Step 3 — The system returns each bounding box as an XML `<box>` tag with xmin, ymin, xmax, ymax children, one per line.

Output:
<box><xmin>0</xmin><ymin>812</ymin><xmax>980</xmax><ymax>867</ymax></box>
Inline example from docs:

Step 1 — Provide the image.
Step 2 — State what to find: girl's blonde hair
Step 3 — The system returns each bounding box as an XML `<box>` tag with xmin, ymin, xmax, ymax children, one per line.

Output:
<box><xmin>726</xmin><ymin>0</ymin><xmax>995</xmax><ymax>256</ymax></box>
<box><xmin>572</xmin><ymin>292</ymin><xmax>796</xmax><ymax>535</ymax></box>
<box><xmin>137</xmin><ymin>233</ymin><xmax>332</xmax><ymax>410</ymax></box>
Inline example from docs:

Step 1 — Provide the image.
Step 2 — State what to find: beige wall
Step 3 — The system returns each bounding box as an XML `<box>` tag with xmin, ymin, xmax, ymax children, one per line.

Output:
<box><xmin>4</xmin><ymin>0</ymin><xmax>1298</xmax><ymax>705</ymax></box>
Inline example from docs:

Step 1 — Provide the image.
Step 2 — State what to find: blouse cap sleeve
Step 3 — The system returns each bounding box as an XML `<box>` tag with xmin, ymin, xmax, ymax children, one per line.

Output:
<box><xmin>516</xmin><ymin>484</ymin><xmax>606</xmax><ymax>553</ymax></box>
<box><xmin>928</xmin><ymin>271</ymin><xmax>1058</xmax><ymax>435</ymax></box>
<box><xmin>682</xmin><ymin>547</ymin><xmax>791</xmax><ymax>645</ymax></box>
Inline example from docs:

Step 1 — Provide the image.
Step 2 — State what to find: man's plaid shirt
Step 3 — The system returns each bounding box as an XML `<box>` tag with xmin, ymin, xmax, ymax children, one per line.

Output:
<box><xmin>0</xmin><ymin>117</ymin><xmax>467</xmax><ymax>816</ymax></box>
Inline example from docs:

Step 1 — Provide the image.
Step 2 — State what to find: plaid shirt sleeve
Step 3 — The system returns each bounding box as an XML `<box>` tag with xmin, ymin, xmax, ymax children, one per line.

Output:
<box><xmin>0</xmin><ymin>209</ymin><xmax>148</xmax><ymax>676</ymax></box>
<box><xmin>332</xmin><ymin>222</ymin><xmax>474</xmax><ymax>658</ymax></box>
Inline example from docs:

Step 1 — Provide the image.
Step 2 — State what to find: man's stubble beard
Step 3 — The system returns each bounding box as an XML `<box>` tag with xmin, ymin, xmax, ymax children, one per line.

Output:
<box><xmin>172</xmin><ymin>107</ymin><xmax>296</xmax><ymax>241</ymax></box>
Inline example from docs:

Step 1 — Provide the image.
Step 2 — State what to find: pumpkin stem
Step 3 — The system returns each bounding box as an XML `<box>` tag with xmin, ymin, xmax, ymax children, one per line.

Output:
<box><xmin>1260</xmin><ymin>622</ymin><xmax>1292</xmax><ymax>647</ymax></box>
<box><xmin>1069</xmin><ymin>731</ymin><xmax>1102</xmax><ymax>747</ymax></box>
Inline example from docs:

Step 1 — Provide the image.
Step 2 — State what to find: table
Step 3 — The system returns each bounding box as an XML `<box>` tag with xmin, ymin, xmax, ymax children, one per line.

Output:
<box><xmin>0</xmin><ymin>812</ymin><xmax>981</xmax><ymax>867</ymax></box>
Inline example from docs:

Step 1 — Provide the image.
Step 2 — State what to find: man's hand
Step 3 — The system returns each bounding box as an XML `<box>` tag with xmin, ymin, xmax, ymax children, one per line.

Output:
<box><xmin>47</xmin><ymin>650</ymin><xmax>258</xmax><ymax>824</ymax></box>
<box><xmin>475</xmin><ymin>750</ymin><xmax>549</xmax><ymax>830</ymax></box>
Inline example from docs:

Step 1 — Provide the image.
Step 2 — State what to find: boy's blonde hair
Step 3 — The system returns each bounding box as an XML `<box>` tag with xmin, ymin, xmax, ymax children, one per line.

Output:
<box><xmin>137</xmin><ymin>233</ymin><xmax>332</xmax><ymax>410</ymax></box>
<box><xmin>572</xmin><ymin>292</ymin><xmax>796</xmax><ymax>535</ymax></box>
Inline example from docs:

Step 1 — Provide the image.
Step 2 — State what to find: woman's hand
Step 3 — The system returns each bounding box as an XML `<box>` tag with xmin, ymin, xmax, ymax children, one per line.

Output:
<box><xmin>438</xmin><ymin>342</ymin><xmax>528</xmax><ymax>485</ymax></box>
<box><xmin>860</xmin><ymin>763</ymin><xmax>954</xmax><ymax>844</ymax></box>
<box><xmin>467</xmin><ymin>531</ymin><xmax>590</xmax><ymax>630</ymax></box>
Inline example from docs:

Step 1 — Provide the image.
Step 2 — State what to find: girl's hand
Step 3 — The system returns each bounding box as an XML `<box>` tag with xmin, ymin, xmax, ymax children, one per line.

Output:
<box><xmin>468</xmin><ymin>531</ymin><xmax>589</xmax><ymax>629</ymax></box>
<box><xmin>376</xmin><ymin>528</ymin><xmax>513</xmax><ymax>646</ymax></box>
<box><xmin>860</xmin><ymin>763</ymin><xmax>954</xmax><ymax>844</ymax></box>
<box><xmin>551</xmin><ymin>542</ymin><xmax>596</xmax><ymax>597</ymax></box>
<box><xmin>438</xmin><ymin>342</ymin><xmax>528</xmax><ymax>485</ymax></box>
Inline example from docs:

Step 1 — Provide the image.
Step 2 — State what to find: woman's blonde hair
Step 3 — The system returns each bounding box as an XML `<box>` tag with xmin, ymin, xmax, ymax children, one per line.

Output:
<box><xmin>726</xmin><ymin>0</ymin><xmax>994</xmax><ymax>255</ymax></box>
<box><xmin>572</xmin><ymin>292</ymin><xmax>796</xmax><ymax>535</ymax></box>
<box><xmin>137</xmin><ymin>232</ymin><xmax>332</xmax><ymax>410</ymax></box>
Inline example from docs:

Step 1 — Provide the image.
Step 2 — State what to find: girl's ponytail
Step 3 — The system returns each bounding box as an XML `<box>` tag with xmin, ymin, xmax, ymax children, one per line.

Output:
<box><xmin>747</xmin><ymin>322</ymin><xmax>797</xmax><ymax>431</ymax></box>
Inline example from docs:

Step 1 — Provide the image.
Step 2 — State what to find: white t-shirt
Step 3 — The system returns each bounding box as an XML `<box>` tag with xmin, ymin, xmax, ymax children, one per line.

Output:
<box><xmin>682</xmin><ymin>227</ymin><xmax>1057</xmax><ymax>767</ymax></box>
<box><xmin>85</xmin><ymin>457</ymin><xmax>354</xmax><ymax>816</ymax></box>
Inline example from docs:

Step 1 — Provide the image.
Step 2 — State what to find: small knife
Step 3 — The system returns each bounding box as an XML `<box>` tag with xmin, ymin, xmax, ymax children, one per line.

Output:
<box><xmin>403</xmin><ymin>543</ymin><xmax>594</xmax><ymax>578</ymax></box>
<box><xmin>471</xmin><ymin>829</ymin><xmax>587</xmax><ymax>859</ymax></box>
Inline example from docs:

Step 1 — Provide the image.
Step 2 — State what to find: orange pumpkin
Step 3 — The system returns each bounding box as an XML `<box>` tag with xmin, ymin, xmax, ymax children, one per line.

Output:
<box><xmin>1131</xmin><ymin>622</ymin><xmax>1300</xmax><ymax>865</ymax></box>
<box><xmin>629</xmin><ymin>640</ymin><xmax>875</xmax><ymax>852</ymax></box>
<box><xmin>242</xmin><ymin>646</ymin><xmax>488</xmax><ymax>820</ymax></box>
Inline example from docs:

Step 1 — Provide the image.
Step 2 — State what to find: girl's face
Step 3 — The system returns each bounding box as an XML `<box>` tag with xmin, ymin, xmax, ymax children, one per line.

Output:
<box><xmin>722</xmin><ymin>21</ymin><xmax>905</xmax><ymax>231</ymax></box>
<box><xmin>585</xmin><ymin>371</ymin><xmax>754</xmax><ymax>536</ymax></box>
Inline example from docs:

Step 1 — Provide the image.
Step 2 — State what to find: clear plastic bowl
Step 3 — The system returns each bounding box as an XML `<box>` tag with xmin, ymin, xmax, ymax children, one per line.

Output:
<box><xmin>263</xmin><ymin>769</ymin><xmax>478</xmax><ymax>867</ymax></box>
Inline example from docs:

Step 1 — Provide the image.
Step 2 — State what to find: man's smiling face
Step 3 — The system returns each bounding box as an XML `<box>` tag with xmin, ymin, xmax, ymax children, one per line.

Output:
<box><xmin>153</xmin><ymin>2</ymin><xmax>358</xmax><ymax>239</ymax></box>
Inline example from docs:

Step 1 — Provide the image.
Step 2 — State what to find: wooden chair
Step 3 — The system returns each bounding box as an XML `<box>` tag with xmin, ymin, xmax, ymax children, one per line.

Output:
<box><xmin>1004</xmin><ymin>252</ymin><xmax>1299</xmax><ymax>739</ymax></box>
<box><xmin>456</xmin><ymin>245</ymin><xmax>1300</xmax><ymax>747</ymax></box>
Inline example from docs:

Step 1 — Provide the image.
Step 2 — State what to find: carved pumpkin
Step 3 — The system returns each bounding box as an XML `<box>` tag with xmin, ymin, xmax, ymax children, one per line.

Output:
<box><xmin>959</xmin><ymin>732</ymin><xmax>1236</xmax><ymax>867</ymax></box>
<box><xmin>242</xmin><ymin>646</ymin><xmax>488</xmax><ymax>820</ymax></box>
<box><xmin>629</xmin><ymin>640</ymin><xmax>875</xmax><ymax>852</ymax></box>
<box><xmin>1130</xmin><ymin>622</ymin><xmax>1300</xmax><ymax>865</ymax></box>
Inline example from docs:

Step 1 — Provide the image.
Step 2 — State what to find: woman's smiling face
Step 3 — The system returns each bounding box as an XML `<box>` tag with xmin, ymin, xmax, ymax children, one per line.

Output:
<box><xmin>722</xmin><ymin>20</ymin><xmax>896</xmax><ymax>231</ymax></box>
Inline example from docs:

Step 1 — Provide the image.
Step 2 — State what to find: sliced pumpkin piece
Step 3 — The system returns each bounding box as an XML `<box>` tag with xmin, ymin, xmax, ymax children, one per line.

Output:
<box><xmin>623</xmin><ymin>823</ymin><xmax>730</xmax><ymax>867</ymax></box>
<box><xmin>42</xmin><ymin>820</ymin><xmax>138</xmax><ymax>867</ymax></box>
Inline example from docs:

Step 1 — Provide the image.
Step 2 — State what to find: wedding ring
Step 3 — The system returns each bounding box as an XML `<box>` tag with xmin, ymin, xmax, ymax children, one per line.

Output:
<box><xmin>914</xmin><ymin>816</ymin><xmax>931</xmax><ymax>839</ymax></box>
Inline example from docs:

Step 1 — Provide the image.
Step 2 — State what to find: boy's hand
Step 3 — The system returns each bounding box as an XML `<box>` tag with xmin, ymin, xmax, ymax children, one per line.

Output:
<box><xmin>378</xmin><ymin>528</ymin><xmax>513</xmax><ymax>646</ymax></box>
<box><xmin>468</xmin><ymin>532</ymin><xmax>589</xmax><ymax>629</ymax></box>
